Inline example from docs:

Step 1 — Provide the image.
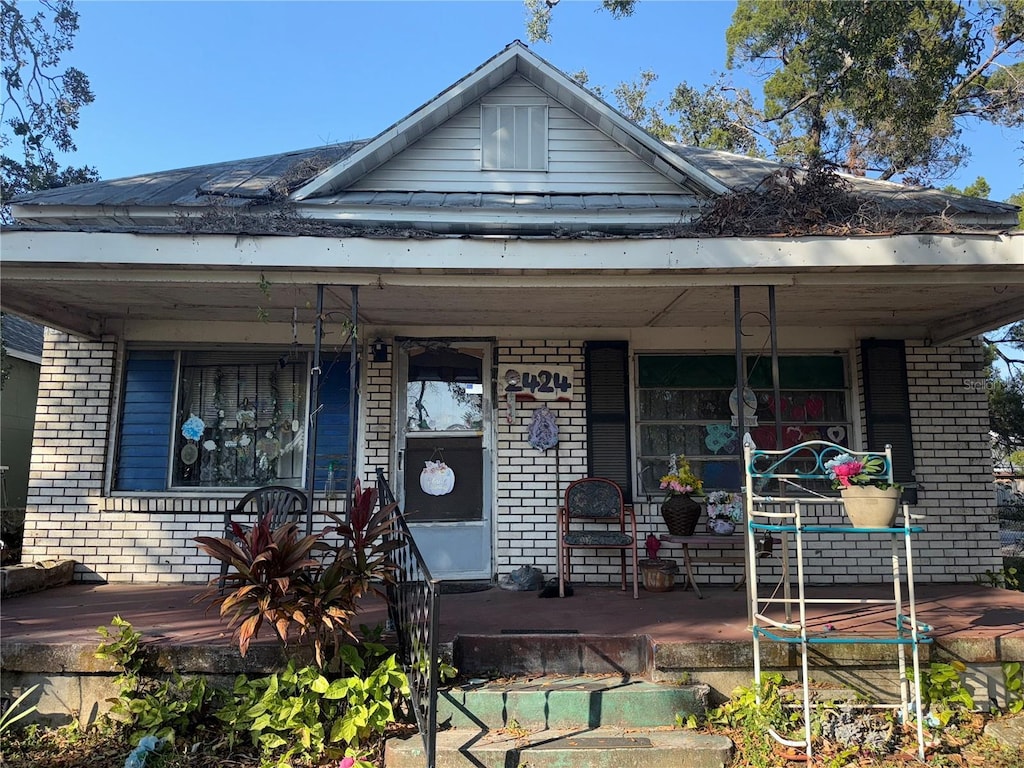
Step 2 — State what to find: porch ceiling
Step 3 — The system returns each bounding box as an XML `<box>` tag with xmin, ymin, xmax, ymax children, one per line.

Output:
<box><xmin>2</xmin><ymin>262</ymin><xmax>1022</xmax><ymax>345</ymax></box>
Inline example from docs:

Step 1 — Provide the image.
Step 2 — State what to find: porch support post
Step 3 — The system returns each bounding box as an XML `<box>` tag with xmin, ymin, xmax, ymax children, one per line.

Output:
<box><xmin>734</xmin><ymin>286</ymin><xmax>745</xmax><ymax>442</ymax></box>
<box><xmin>347</xmin><ymin>285</ymin><xmax>359</xmax><ymax>518</ymax></box>
<box><xmin>769</xmin><ymin>285</ymin><xmax>782</xmax><ymax>455</ymax></box>
<box><xmin>305</xmin><ymin>284</ymin><xmax>325</xmax><ymax>535</ymax></box>
<box><xmin>734</xmin><ymin>286</ymin><xmax>752</xmax><ymax>627</ymax></box>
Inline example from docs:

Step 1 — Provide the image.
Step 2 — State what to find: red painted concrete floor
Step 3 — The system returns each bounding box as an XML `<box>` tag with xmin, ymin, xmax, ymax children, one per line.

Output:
<box><xmin>1</xmin><ymin>581</ymin><xmax>1021</xmax><ymax>649</ymax></box>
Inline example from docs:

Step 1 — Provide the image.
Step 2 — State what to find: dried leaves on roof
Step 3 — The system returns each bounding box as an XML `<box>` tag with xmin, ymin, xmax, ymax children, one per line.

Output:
<box><xmin>685</xmin><ymin>162</ymin><xmax>964</xmax><ymax>237</ymax></box>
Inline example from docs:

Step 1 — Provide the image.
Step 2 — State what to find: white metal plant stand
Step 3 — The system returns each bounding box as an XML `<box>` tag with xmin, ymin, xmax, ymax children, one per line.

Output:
<box><xmin>744</xmin><ymin>440</ymin><xmax>931</xmax><ymax>762</ymax></box>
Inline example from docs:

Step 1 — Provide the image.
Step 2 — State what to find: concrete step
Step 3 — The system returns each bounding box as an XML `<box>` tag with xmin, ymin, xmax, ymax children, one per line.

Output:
<box><xmin>386</xmin><ymin>726</ymin><xmax>734</xmax><ymax>768</ymax></box>
<box><xmin>453</xmin><ymin>633</ymin><xmax>651</xmax><ymax>678</ymax></box>
<box><xmin>438</xmin><ymin>675</ymin><xmax>710</xmax><ymax>730</ymax></box>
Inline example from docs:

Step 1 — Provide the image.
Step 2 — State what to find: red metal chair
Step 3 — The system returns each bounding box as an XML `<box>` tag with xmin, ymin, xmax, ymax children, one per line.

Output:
<box><xmin>557</xmin><ymin>477</ymin><xmax>638</xmax><ymax>599</ymax></box>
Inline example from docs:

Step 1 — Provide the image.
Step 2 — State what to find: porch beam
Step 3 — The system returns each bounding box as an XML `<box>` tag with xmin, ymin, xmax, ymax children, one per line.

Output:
<box><xmin>2</xmin><ymin>267</ymin><xmax>1021</xmax><ymax>290</ymax></box>
<box><xmin>2</xmin><ymin>231</ymin><xmax>1020</xmax><ymax>273</ymax></box>
<box><xmin>0</xmin><ymin>295</ymin><xmax>103</xmax><ymax>339</ymax></box>
<box><xmin>926</xmin><ymin>294</ymin><xmax>1024</xmax><ymax>346</ymax></box>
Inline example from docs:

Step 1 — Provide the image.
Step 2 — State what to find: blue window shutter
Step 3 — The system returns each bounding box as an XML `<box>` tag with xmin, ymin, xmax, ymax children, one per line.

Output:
<box><xmin>313</xmin><ymin>359</ymin><xmax>353</xmax><ymax>496</ymax></box>
<box><xmin>115</xmin><ymin>353</ymin><xmax>175</xmax><ymax>491</ymax></box>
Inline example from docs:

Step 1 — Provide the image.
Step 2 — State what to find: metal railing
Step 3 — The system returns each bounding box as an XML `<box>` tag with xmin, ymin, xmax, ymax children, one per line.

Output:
<box><xmin>376</xmin><ymin>467</ymin><xmax>440</xmax><ymax>768</ymax></box>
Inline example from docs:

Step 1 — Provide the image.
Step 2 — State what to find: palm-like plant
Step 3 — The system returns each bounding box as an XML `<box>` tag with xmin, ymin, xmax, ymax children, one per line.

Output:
<box><xmin>194</xmin><ymin>478</ymin><xmax>403</xmax><ymax>669</ymax></box>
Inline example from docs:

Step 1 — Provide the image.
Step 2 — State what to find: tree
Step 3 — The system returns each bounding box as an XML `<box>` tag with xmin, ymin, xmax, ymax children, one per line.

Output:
<box><xmin>527</xmin><ymin>0</ymin><xmax>1024</xmax><ymax>185</ymax></box>
<box><xmin>726</xmin><ymin>1</ymin><xmax>1023</xmax><ymax>182</ymax></box>
<box><xmin>1007</xmin><ymin>190</ymin><xmax>1024</xmax><ymax>227</ymax></box>
<box><xmin>942</xmin><ymin>175</ymin><xmax>993</xmax><ymax>197</ymax></box>
<box><xmin>1</xmin><ymin>0</ymin><xmax>98</xmax><ymax>218</ymax></box>
<box><xmin>984</xmin><ymin>321</ymin><xmax>1024</xmax><ymax>464</ymax></box>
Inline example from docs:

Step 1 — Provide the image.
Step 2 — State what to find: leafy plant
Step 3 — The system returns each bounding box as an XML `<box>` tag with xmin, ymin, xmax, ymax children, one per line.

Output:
<box><xmin>0</xmin><ymin>684</ymin><xmax>40</xmax><ymax>736</ymax></box>
<box><xmin>96</xmin><ymin>617</ymin><xmax>216</xmax><ymax>744</ymax></box>
<box><xmin>699</xmin><ymin>673</ymin><xmax>803</xmax><ymax>768</ymax></box>
<box><xmin>96</xmin><ymin>615</ymin><xmax>145</xmax><ymax>691</ymax></box>
<box><xmin>214</xmin><ymin>652</ymin><xmax>408</xmax><ymax>767</ymax></box>
<box><xmin>976</xmin><ymin>566</ymin><xmax>1021</xmax><ymax>591</ymax></box>
<box><xmin>194</xmin><ymin>478</ymin><xmax>403</xmax><ymax>670</ymax></box>
<box><xmin>193</xmin><ymin>511</ymin><xmax>324</xmax><ymax>658</ymax></box>
<box><xmin>1003</xmin><ymin>661</ymin><xmax>1023</xmax><ymax>714</ymax></box>
<box><xmin>910</xmin><ymin>660</ymin><xmax>975</xmax><ymax>729</ymax></box>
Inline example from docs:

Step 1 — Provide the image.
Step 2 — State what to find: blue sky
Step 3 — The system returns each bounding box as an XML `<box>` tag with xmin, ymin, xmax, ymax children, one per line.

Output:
<box><xmin>35</xmin><ymin>1</ymin><xmax>1024</xmax><ymax>202</ymax></box>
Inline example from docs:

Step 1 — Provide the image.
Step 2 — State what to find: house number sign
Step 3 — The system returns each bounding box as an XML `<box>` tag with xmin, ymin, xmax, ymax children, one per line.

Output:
<box><xmin>500</xmin><ymin>365</ymin><xmax>574</xmax><ymax>401</ymax></box>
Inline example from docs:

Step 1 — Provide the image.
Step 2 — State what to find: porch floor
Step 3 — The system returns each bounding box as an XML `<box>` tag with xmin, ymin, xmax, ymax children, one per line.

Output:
<box><xmin>1</xmin><ymin>580</ymin><xmax>1021</xmax><ymax>649</ymax></box>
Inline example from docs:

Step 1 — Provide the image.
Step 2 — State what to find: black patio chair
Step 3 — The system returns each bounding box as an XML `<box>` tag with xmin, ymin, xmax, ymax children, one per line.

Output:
<box><xmin>219</xmin><ymin>485</ymin><xmax>309</xmax><ymax>589</ymax></box>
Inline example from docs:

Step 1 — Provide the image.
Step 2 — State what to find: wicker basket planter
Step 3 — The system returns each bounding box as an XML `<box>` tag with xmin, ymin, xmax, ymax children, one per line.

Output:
<box><xmin>661</xmin><ymin>494</ymin><xmax>702</xmax><ymax>536</ymax></box>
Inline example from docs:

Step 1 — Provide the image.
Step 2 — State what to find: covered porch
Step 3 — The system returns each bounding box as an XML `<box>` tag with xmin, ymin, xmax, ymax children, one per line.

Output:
<box><xmin>2</xmin><ymin>580</ymin><xmax>1022</xmax><ymax>719</ymax></box>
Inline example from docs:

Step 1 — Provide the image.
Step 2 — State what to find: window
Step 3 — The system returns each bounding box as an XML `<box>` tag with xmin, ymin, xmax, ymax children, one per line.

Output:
<box><xmin>173</xmin><ymin>351</ymin><xmax>307</xmax><ymax>488</ymax></box>
<box><xmin>114</xmin><ymin>349</ymin><xmax>352</xmax><ymax>492</ymax></box>
<box><xmin>481</xmin><ymin>104</ymin><xmax>547</xmax><ymax>171</ymax></box>
<box><xmin>636</xmin><ymin>354</ymin><xmax>850</xmax><ymax>494</ymax></box>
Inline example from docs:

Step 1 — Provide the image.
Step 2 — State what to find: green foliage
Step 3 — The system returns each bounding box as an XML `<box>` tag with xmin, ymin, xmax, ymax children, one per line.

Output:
<box><xmin>0</xmin><ymin>684</ymin><xmax>39</xmax><ymax>736</ymax></box>
<box><xmin>910</xmin><ymin>660</ymin><xmax>976</xmax><ymax>729</ymax></box>
<box><xmin>943</xmin><ymin>176</ymin><xmax>992</xmax><ymax>198</ymax></box>
<box><xmin>93</xmin><ymin>616</ymin><xmax>407</xmax><ymax>767</ymax></box>
<box><xmin>1</xmin><ymin>0</ymin><xmax>99</xmax><ymax>218</ymax></box>
<box><xmin>105</xmin><ymin>674</ymin><xmax>213</xmax><ymax>745</ymax></box>
<box><xmin>95</xmin><ymin>615</ymin><xmax>144</xmax><ymax>684</ymax></box>
<box><xmin>96</xmin><ymin>617</ymin><xmax>217</xmax><ymax>744</ymax></box>
<box><xmin>1007</xmin><ymin>191</ymin><xmax>1024</xmax><ymax>228</ymax></box>
<box><xmin>529</xmin><ymin>0</ymin><xmax>1024</xmax><ymax>184</ymax></box>
<box><xmin>214</xmin><ymin>652</ymin><xmax>408</xmax><ymax>767</ymax></box>
<box><xmin>698</xmin><ymin>673</ymin><xmax>803</xmax><ymax>767</ymax></box>
<box><xmin>194</xmin><ymin>478</ymin><xmax>402</xmax><ymax>669</ymax></box>
<box><xmin>976</xmin><ymin>565</ymin><xmax>1021</xmax><ymax>590</ymax></box>
<box><xmin>1004</xmin><ymin>661</ymin><xmax>1024</xmax><ymax>713</ymax></box>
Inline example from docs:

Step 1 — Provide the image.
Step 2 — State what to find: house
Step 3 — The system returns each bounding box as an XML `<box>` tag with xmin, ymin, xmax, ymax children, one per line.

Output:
<box><xmin>2</xmin><ymin>42</ymin><xmax>1021</xmax><ymax>586</ymax></box>
<box><xmin>0</xmin><ymin>314</ymin><xmax>44</xmax><ymax>560</ymax></box>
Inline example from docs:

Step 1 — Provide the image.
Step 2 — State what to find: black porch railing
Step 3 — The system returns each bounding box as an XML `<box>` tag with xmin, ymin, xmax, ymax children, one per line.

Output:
<box><xmin>376</xmin><ymin>467</ymin><xmax>440</xmax><ymax>768</ymax></box>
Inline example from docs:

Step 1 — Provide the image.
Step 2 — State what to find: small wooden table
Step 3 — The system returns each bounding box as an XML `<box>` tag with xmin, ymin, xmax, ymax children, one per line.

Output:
<box><xmin>658</xmin><ymin>534</ymin><xmax>746</xmax><ymax>599</ymax></box>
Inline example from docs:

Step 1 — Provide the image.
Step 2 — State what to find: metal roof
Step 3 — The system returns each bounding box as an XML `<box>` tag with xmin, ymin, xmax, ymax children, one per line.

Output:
<box><xmin>9</xmin><ymin>140</ymin><xmax>1017</xmax><ymax>234</ymax></box>
<box><xmin>0</xmin><ymin>314</ymin><xmax>44</xmax><ymax>358</ymax></box>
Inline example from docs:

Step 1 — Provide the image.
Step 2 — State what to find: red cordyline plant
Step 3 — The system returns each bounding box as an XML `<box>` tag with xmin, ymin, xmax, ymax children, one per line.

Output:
<box><xmin>194</xmin><ymin>478</ymin><xmax>402</xmax><ymax>670</ymax></box>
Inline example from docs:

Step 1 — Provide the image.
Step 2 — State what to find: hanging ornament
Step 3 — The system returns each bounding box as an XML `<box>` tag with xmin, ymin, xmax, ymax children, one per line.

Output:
<box><xmin>420</xmin><ymin>454</ymin><xmax>455</xmax><ymax>496</ymax></box>
<box><xmin>527</xmin><ymin>405</ymin><xmax>559</xmax><ymax>451</ymax></box>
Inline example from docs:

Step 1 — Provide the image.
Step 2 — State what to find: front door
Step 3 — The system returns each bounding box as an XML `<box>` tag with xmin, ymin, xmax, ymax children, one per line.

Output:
<box><xmin>396</xmin><ymin>342</ymin><xmax>492</xmax><ymax>580</ymax></box>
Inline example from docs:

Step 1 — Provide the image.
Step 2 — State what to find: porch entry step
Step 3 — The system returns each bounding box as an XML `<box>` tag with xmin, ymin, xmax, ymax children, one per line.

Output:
<box><xmin>385</xmin><ymin>726</ymin><xmax>734</xmax><ymax>768</ymax></box>
<box><xmin>453</xmin><ymin>633</ymin><xmax>652</xmax><ymax>677</ymax></box>
<box><xmin>438</xmin><ymin>675</ymin><xmax>710</xmax><ymax>730</ymax></box>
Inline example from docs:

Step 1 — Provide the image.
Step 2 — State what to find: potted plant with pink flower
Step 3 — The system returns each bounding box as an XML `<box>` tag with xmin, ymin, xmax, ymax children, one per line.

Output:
<box><xmin>659</xmin><ymin>454</ymin><xmax>705</xmax><ymax>536</ymax></box>
<box><xmin>824</xmin><ymin>453</ymin><xmax>901</xmax><ymax>528</ymax></box>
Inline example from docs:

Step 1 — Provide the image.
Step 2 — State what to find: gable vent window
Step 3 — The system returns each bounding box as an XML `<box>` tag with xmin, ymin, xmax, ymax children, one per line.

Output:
<box><xmin>481</xmin><ymin>104</ymin><xmax>548</xmax><ymax>171</ymax></box>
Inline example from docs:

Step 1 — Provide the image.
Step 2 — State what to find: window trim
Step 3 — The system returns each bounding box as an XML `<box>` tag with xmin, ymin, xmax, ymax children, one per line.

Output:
<box><xmin>634</xmin><ymin>352</ymin><xmax>852</xmax><ymax>495</ymax></box>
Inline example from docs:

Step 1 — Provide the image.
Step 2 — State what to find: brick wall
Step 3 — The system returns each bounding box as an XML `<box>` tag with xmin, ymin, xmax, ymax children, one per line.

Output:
<box><xmin>495</xmin><ymin>340</ymin><xmax>587</xmax><ymax>582</ymax></box>
<box><xmin>20</xmin><ymin>333</ymin><xmax>1000</xmax><ymax>586</ymax></box>
<box><xmin>21</xmin><ymin>331</ymin><xmax>344</xmax><ymax>583</ymax></box>
<box><xmin>902</xmin><ymin>338</ymin><xmax>1000</xmax><ymax>582</ymax></box>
